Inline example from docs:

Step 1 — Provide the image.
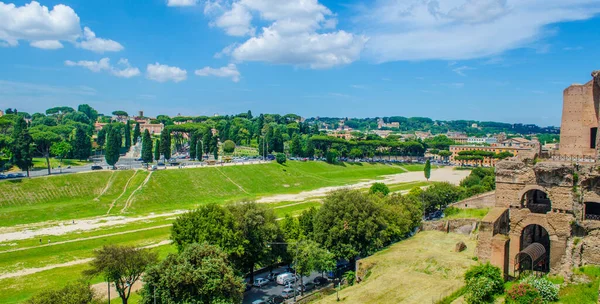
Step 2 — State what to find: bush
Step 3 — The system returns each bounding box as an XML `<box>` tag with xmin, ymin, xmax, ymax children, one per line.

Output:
<box><xmin>506</xmin><ymin>283</ymin><xmax>543</xmax><ymax>304</ymax></box>
<box><xmin>26</xmin><ymin>280</ymin><xmax>101</xmax><ymax>304</ymax></box>
<box><xmin>369</xmin><ymin>183</ymin><xmax>390</xmax><ymax>196</ymax></box>
<box><xmin>465</xmin><ymin>276</ymin><xmax>497</xmax><ymax>304</ymax></box>
<box><xmin>326</xmin><ymin>149</ymin><xmax>339</xmax><ymax>164</ymax></box>
<box><xmin>222</xmin><ymin>140</ymin><xmax>235</xmax><ymax>154</ymax></box>
<box><xmin>464</xmin><ymin>263</ymin><xmax>504</xmax><ymax>304</ymax></box>
<box><xmin>521</xmin><ymin>276</ymin><xmax>559</xmax><ymax>302</ymax></box>
<box><xmin>344</xmin><ymin>271</ymin><xmax>356</xmax><ymax>286</ymax></box>
<box><xmin>276</xmin><ymin>153</ymin><xmax>286</xmax><ymax>164</ymax></box>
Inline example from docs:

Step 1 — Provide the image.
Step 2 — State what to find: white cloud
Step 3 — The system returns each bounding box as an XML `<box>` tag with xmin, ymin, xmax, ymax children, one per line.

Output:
<box><xmin>64</xmin><ymin>58</ymin><xmax>140</xmax><ymax>78</ymax></box>
<box><xmin>0</xmin><ymin>1</ymin><xmax>123</xmax><ymax>52</ymax></box>
<box><xmin>30</xmin><ymin>40</ymin><xmax>63</xmax><ymax>49</ymax></box>
<box><xmin>208</xmin><ymin>0</ymin><xmax>367</xmax><ymax>68</ymax></box>
<box><xmin>146</xmin><ymin>63</ymin><xmax>187</xmax><ymax>83</ymax></box>
<box><xmin>452</xmin><ymin>65</ymin><xmax>475</xmax><ymax>76</ymax></box>
<box><xmin>360</xmin><ymin>0</ymin><xmax>600</xmax><ymax>62</ymax></box>
<box><xmin>195</xmin><ymin>63</ymin><xmax>241</xmax><ymax>82</ymax></box>
<box><xmin>167</xmin><ymin>0</ymin><xmax>199</xmax><ymax>7</ymax></box>
<box><xmin>76</xmin><ymin>27</ymin><xmax>123</xmax><ymax>53</ymax></box>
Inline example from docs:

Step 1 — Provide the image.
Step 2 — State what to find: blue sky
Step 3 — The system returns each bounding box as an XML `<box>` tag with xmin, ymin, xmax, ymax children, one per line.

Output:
<box><xmin>1</xmin><ymin>0</ymin><xmax>600</xmax><ymax>126</ymax></box>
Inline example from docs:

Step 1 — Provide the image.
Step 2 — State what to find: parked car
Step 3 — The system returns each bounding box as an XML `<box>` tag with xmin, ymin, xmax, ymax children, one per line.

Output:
<box><xmin>267</xmin><ymin>295</ymin><xmax>285</xmax><ymax>304</ymax></box>
<box><xmin>244</xmin><ymin>283</ymin><xmax>252</xmax><ymax>292</ymax></box>
<box><xmin>266</xmin><ymin>272</ymin><xmax>280</xmax><ymax>281</ymax></box>
<box><xmin>252</xmin><ymin>300</ymin><xmax>267</xmax><ymax>304</ymax></box>
<box><xmin>6</xmin><ymin>173</ymin><xmax>16</xmax><ymax>178</ymax></box>
<box><xmin>16</xmin><ymin>173</ymin><xmax>26</xmax><ymax>178</ymax></box>
<box><xmin>313</xmin><ymin>276</ymin><xmax>328</xmax><ymax>286</ymax></box>
<box><xmin>276</xmin><ymin>273</ymin><xmax>296</xmax><ymax>285</ymax></box>
<box><xmin>281</xmin><ymin>287</ymin><xmax>295</xmax><ymax>299</ymax></box>
<box><xmin>253</xmin><ymin>278</ymin><xmax>269</xmax><ymax>288</ymax></box>
<box><xmin>0</xmin><ymin>174</ymin><xmax>6</xmax><ymax>179</ymax></box>
<box><xmin>297</xmin><ymin>282</ymin><xmax>315</xmax><ymax>293</ymax></box>
<box><xmin>91</xmin><ymin>165</ymin><xmax>103</xmax><ymax>170</ymax></box>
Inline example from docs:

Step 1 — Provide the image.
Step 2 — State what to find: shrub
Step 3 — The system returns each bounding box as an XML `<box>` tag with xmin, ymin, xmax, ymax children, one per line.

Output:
<box><xmin>521</xmin><ymin>276</ymin><xmax>559</xmax><ymax>303</ymax></box>
<box><xmin>506</xmin><ymin>283</ymin><xmax>543</xmax><ymax>304</ymax></box>
<box><xmin>465</xmin><ymin>276</ymin><xmax>496</xmax><ymax>304</ymax></box>
<box><xmin>344</xmin><ymin>271</ymin><xmax>356</xmax><ymax>286</ymax></box>
<box><xmin>222</xmin><ymin>140</ymin><xmax>235</xmax><ymax>154</ymax></box>
<box><xmin>464</xmin><ymin>263</ymin><xmax>504</xmax><ymax>304</ymax></box>
<box><xmin>326</xmin><ymin>149</ymin><xmax>339</xmax><ymax>164</ymax></box>
<box><xmin>276</xmin><ymin>153</ymin><xmax>286</xmax><ymax>164</ymax></box>
<box><xmin>369</xmin><ymin>182</ymin><xmax>390</xmax><ymax>196</ymax></box>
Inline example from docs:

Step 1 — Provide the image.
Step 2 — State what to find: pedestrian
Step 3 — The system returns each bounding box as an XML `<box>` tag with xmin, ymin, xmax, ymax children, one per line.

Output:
<box><xmin>39</xmin><ymin>238</ymin><xmax>42</xmax><ymax>244</ymax></box>
<box><xmin>72</xmin><ymin>220</ymin><xmax>75</xmax><ymax>224</ymax></box>
<box><xmin>48</xmin><ymin>239</ymin><xmax>51</xmax><ymax>244</ymax></box>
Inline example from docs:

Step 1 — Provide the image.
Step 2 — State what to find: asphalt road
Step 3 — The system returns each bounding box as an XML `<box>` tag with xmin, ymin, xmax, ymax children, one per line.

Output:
<box><xmin>243</xmin><ymin>266</ymin><xmax>327</xmax><ymax>304</ymax></box>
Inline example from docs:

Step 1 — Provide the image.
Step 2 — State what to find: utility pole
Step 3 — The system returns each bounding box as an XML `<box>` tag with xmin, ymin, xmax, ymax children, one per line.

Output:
<box><xmin>107</xmin><ymin>281</ymin><xmax>110</xmax><ymax>304</ymax></box>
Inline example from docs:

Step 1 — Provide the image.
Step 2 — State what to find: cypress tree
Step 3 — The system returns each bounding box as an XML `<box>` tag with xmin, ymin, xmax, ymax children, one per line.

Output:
<box><xmin>124</xmin><ymin>122</ymin><xmax>131</xmax><ymax>150</ymax></box>
<box><xmin>189</xmin><ymin>133</ymin><xmax>197</xmax><ymax>161</ymax></box>
<box><xmin>424</xmin><ymin>159</ymin><xmax>431</xmax><ymax>181</ymax></box>
<box><xmin>142</xmin><ymin>130</ymin><xmax>153</xmax><ymax>164</ymax></box>
<box><xmin>11</xmin><ymin>117</ymin><xmax>33</xmax><ymax>176</ymax></box>
<box><xmin>105</xmin><ymin>128</ymin><xmax>121</xmax><ymax>168</ymax></box>
<box><xmin>154</xmin><ymin>139</ymin><xmax>161</xmax><ymax>161</ymax></box>
<box><xmin>160</xmin><ymin>129</ymin><xmax>171</xmax><ymax>161</ymax></box>
<box><xmin>73</xmin><ymin>128</ymin><xmax>91</xmax><ymax>160</ymax></box>
<box><xmin>133</xmin><ymin>123</ymin><xmax>141</xmax><ymax>144</ymax></box>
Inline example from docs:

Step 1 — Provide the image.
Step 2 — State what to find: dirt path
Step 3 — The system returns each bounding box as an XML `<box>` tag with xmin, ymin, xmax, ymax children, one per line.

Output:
<box><xmin>0</xmin><ymin>224</ymin><xmax>172</xmax><ymax>254</ymax></box>
<box><xmin>257</xmin><ymin>167</ymin><xmax>469</xmax><ymax>203</ymax></box>
<box><xmin>106</xmin><ymin>170</ymin><xmax>138</xmax><ymax>215</ymax></box>
<box><xmin>121</xmin><ymin>171</ymin><xmax>153</xmax><ymax>213</ymax></box>
<box><xmin>94</xmin><ymin>171</ymin><xmax>116</xmax><ymax>201</ymax></box>
<box><xmin>0</xmin><ymin>212</ymin><xmax>184</xmax><ymax>243</ymax></box>
<box><xmin>0</xmin><ymin>241</ymin><xmax>172</xmax><ymax>280</ymax></box>
<box><xmin>216</xmin><ymin>167</ymin><xmax>249</xmax><ymax>194</ymax></box>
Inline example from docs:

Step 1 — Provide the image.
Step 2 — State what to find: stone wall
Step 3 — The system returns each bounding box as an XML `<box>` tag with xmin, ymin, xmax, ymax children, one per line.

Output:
<box><xmin>450</xmin><ymin>191</ymin><xmax>495</xmax><ymax>209</ymax></box>
<box><xmin>421</xmin><ymin>219</ymin><xmax>479</xmax><ymax>235</ymax></box>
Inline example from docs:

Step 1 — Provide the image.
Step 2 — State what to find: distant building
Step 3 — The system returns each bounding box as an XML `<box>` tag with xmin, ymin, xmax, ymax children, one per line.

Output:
<box><xmin>0</xmin><ymin>110</ymin><xmax>4</xmax><ymax>117</ymax></box>
<box><xmin>446</xmin><ymin>131</ymin><xmax>468</xmax><ymax>144</ymax></box>
<box><xmin>377</xmin><ymin>118</ymin><xmax>400</xmax><ymax>129</ymax></box>
<box><xmin>449</xmin><ymin>145</ymin><xmax>529</xmax><ymax>167</ymax></box>
<box><xmin>140</xmin><ymin>123</ymin><xmax>164</xmax><ymax>135</ymax></box>
<box><xmin>467</xmin><ymin>137</ymin><xmax>498</xmax><ymax>145</ymax></box>
<box><xmin>493</xmin><ymin>137</ymin><xmax>535</xmax><ymax>149</ymax></box>
<box><xmin>372</xmin><ymin>130</ymin><xmax>393</xmax><ymax>138</ymax></box>
<box><xmin>415</xmin><ymin>131</ymin><xmax>433</xmax><ymax>140</ymax></box>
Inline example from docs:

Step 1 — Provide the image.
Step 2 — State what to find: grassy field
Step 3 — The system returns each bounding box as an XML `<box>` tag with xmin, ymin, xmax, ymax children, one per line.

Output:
<box><xmin>315</xmin><ymin>231</ymin><xmax>477</xmax><ymax>304</ymax></box>
<box><xmin>31</xmin><ymin>158</ymin><xmax>92</xmax><ymax>171</ymax></box>
<box><xmin>444</xmin><ymin>208</ymin><xmax>490</xmax><ymax>220</ymax></box>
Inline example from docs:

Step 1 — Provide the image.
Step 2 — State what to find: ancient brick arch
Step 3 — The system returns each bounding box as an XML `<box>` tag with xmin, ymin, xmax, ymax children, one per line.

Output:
<box><xmin>511</xmin><ymin>216</ymin><xmax>558</xmax><ymax>241</ymax></box>
<box><xmin>519</xmin><ymin>185</ymin><xmax>552</xmax><ymax>213</ymax></box>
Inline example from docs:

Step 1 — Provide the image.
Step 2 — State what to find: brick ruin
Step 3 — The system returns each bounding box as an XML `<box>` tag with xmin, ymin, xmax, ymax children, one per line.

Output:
<box><xmin>476</xmin><ymin>70</ymin><xmax>600</xmax><ymax>278</ymax></box>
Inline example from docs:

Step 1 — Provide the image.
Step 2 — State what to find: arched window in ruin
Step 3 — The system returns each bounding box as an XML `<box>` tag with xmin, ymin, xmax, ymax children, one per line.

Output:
<box><xmin>584</xmin><ymin>202</ymin><xmax>600</xmax><ymax>220</ymax></box>
<box><xmin>518</xmin><ymin>224</ymin><xmax>550</xmax><ymax>274</ymax></box>
<box><xmin>521</xmin><ymin>189</ymin><xmax>552</xmax><ymax>214</ymax></box>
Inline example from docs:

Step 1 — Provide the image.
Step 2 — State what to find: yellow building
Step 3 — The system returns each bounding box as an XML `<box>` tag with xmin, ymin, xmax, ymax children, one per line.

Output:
<box><xmin>449</xmin><ymin>145</ymin><xmax>530</xmax><ymax>167</ymax></box>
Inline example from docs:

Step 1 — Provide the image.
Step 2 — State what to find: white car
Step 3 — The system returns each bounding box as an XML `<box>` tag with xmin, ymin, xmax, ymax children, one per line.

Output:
<box><xmin>253</xmin><ymin>278</ymin><xmax>269</xmax><ymax>288</ymax></box>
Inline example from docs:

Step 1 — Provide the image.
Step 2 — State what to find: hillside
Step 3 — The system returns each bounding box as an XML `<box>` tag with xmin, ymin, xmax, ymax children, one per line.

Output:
<box><xmin>316</xmin><ymin>231</ymin><xmax>476</xmax><ymax>304</ymax></box>
<box><xmin>0</xmin><ymin>162</ymin><xmax>411</xmax><ymax>227</ymax></box>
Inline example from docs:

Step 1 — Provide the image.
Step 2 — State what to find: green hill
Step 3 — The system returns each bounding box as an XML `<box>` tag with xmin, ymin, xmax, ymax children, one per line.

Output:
<box><xmin>0</xmin><ymin>162</ymin><xmax>407</xmax><ymax>227</ymax></box>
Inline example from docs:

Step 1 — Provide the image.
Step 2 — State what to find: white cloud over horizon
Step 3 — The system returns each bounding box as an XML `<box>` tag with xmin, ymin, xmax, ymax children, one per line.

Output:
<box><xmin>166</xmin><ymin>0</ymin><xmax>199</xmax><ymax>7</ymax></box>
<box><xmin>65</xmin><ymin>58</ymin><xmax>140</xmax><ymax>78</ymax></box>
<box><xmin>359</xmin><ymin>0</ymin><xmax>600</xmax><ymax>62</ymax></box>
<box><xmin>146</xmin><ymin>63</ymin><xmax>187</xmax><ymax>83</ymax></box>
<box><xmin>0</xmin><ymin>1</ymin><xmax>123</xmax><ymax>52</ymax></box>
<box><xmin>195</xmin><ymin>63</ymin><xmax>241</xmax><ymax>82</ymax></box>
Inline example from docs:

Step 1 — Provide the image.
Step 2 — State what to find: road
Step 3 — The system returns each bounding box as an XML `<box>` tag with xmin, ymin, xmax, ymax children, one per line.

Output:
<box><xmin>243</xmin><ymin>266</ymin><xmax>326</xmax><ymax>304</ymax></box>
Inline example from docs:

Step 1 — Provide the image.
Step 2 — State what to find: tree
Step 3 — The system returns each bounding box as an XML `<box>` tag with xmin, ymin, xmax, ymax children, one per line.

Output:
<box><xmin>313</xmin><ymin>189</ymin><xmax>388</xmax><ymax>263</ymax></box>
<box><xmin>189</xmin><ymin>133</ymin><xmax>197</xmax><ymax>160</ymax></box>
<box><xmin>229</xmin><ymin>202</ymin><xmax>280</xmax><ymax>283</ymax></box>
<box><xmin>140</xmin><ymin>243</ymin><xmax>243</xmax><ymax>304</ymax></box>
<box><xmin>276</xmin><ymin>153</ymin><xmax>286</xmax><ymax>164</ymax></box>
<box><xmin>424</xmin><ymin>159</ymin><xmax>431</xmax><ymax>181</ymax></box>
<box><xmin>105</xmin><ymin>128</ymin><xmax>121</xmax><ymax>168</ymax></box>
<box><xmin>223</xmin><ymin>139</ymin><xmax>235</xmax><ymax>154</ymax></box>
<box><xmin>289</xmin><ymin>134</ymin><xmax>302</xmax><ymax>156</ymax></box>
<box><xmin>171</xmin><ymin>204</ymin><xmax>243</xmax><ymax>257</ymax></box>
<box><xmin>438</xmin><ymin>150</ymin><xmax>452</xmax><ymax>162</ymax></box>
<box><xmin>124</xmin><ymin>122</ymin><xmax>131</xmax><ymax>151</ymax></box>
<box><xmin>26</xmin><ymin>280</ymin><xmax>101</xmax><ymax>304</ymax></box>
<box><xmin>349</xmin><ymin>148</ymin><xmax>362</xmax><ymax>161</ymax></box>
<box><xmin>154</xmin><ymin>139</ymin><xmax>161</xmax><ymax>161</ymax></box>
<box><xmin>73</xmin><ymin>128</ymin><xmax>92</xmax><ymax>160</ymax></box>
<box><xmin>159</xmin><ymin>129</ymin><xmax>171</xmax><ymax>161</ymax></box>
<box><xmin>141</xmin><ymin>130</ymin><xmax>153</xmax><ymax>164</ymax></box>
<box><xmin>11</xmin><ymin>117</ymin><xmax>33</xmax><ymax>177</ymax></box>
<box><xmin>85</xmin><ymin>245</ymin><xmax>157</xmax><ymax>304</ymax></box>
<box><xmin>291</xmin><ymin>239</ymin><xmax>335</xmax><ymax>295</ymax></box>
<box><xmin>132</xmin><ymin>123</ymin><xmax>141</xmax><ymax>144</ymax></box>
<box><xmin>112</xmin><ymin>110</ymin><xmax>128</xmax><ymax>117</ymax></box>
<box><xmin>50</xmin><ymin>141</ymin><xmax>72</xmax><ymax>169</ymax></box>
<box><xmin>369</xmin><ymin>182</ymin><xmax>390</xmax><ymax>196</ymax></box>
<box><xmin>30</xmin><ymin>129</ymin><xmax>60</xmax><ymax>175</ymax></box>
<box><xmin>325</xmin><ymin>148</ymin><xmax>339</xmax><ymax>164</ymax></box>
<box><xmin>77</xmin><ymin>104</ymin><xmax>98</xmax><ymax>123</ymax></box>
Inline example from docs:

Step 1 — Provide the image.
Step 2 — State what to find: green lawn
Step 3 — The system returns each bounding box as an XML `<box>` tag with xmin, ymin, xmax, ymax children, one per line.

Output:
<box><xmin>558</xmin><ymin>266</ymin><xmax>600</xmax><ymax>304</ymax></box>
<box><xmin>31</xmin><ymin>158</ymin><xmax>92</xmax><ymax>171</ymax></box>
<box><xmin>444</xmin><ymin>208</ymin><xmax>490</xmax><ymax>220</ymax></box>
<box><xmin>273</xmin><ymin>201</ymin><xmax>321</xmax><ymax>218</ymax></box>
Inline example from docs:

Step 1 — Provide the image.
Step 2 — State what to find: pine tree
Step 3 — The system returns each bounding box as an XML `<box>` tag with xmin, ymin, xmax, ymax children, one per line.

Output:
<box><xmin>290</xmin><ymin>133</ymin><xmax>302</xmax><ymax>156</ymax></box>
<box><xmin>159</xmin><ymin>129</ymin><xmax>171</xmax><ymax>161</ymax></box>
<box><xmin>105</xmin><ymin>128</ymin><xmax>121</xmax><ymax>168</ymax></box>
<box><xmin>73</xmin><ymin>128</ymin><xmax>91</xmax><ymax>160</ymax></box>
<box><xmin>424</xmin><ymin>159</ymin><xmax>431</xmax><ymax>181</ymax></box>
<box><xmin>141</xmin><ymin>130</ymin><xmax>153</xmax><ymax>164</ymax></box>
<box><xmin>11</xmin><ymin>117</ymin><xmax>33</xmax><ymax>176</ymax></box>
<box><xmin>133</xmin><ymin>123</ymin><xmax>141</xmax><ymax>144</ymax></box>
<box><xmin>124</xmin><ymin>122</ymin><xmax>131</xmax><ymax>151</ymax></box>
<box><xmin>189</xmin><ymin>132</ymin><xmax>197</xmax><ymax>161</ymax></box>
<box><xmin>154</xmin><ymin>139</ymin><xmax>161</xmax><ymax>161</ymax></box>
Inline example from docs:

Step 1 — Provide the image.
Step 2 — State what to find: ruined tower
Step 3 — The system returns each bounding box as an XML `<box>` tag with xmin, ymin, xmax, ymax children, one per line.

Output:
<box><xmin>477</xmin><ymin>71</ymin><xmax>600</xmax><ymax>278</ymax></box>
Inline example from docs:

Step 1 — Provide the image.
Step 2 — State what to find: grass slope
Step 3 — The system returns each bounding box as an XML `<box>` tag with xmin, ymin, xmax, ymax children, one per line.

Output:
<box><xmin>316</xmin><ymin>231</ymin><xmax>476</xmax><ymax>304</ymax></box>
